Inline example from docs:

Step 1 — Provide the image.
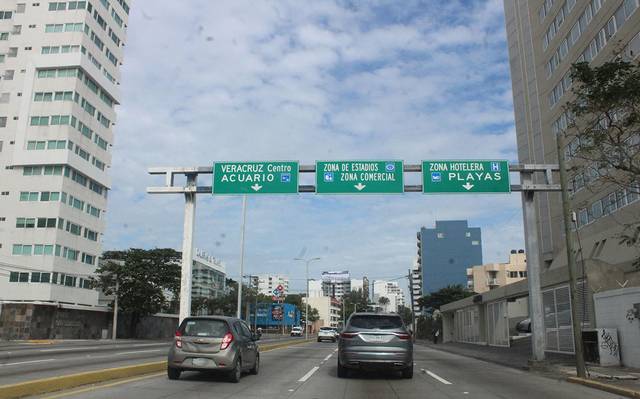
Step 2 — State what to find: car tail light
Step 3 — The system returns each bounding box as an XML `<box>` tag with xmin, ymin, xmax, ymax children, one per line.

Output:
<box><xmin>220</xmin><ymin>332</ymin><xmax>234</xmax><ymax>350</ymax></box>
<box><xmin>396</xmin><ymin>332</ymin><xmax>411</xmax><ymax>340</ymax></box>
<box><xmin>340</xmin><ymin>332</ymin><xmax>358</xmax><ymax>339</ymax></box>
<box><xmin>175</xmin><ymin>330</ymin><xmax>183</xmax><ymax>348</ymax></box>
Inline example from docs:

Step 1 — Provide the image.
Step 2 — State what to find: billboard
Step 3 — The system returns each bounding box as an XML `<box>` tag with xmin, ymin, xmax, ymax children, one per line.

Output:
<box><xmin>321</xmin><ymin>271</ymin><xmax>350</xmax><ymax>283</ymax></box>
<box><xmin>271</xmin><ymin>305</ymin><xmax>283</xmax><ymax>321</ymax></box>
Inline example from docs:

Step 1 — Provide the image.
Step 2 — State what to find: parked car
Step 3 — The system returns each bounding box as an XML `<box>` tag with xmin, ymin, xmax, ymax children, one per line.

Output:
<box><xmin>167</xmin><ymin>316</ymin><xmax>260</xmax><ymax>383</ymax></box>
<box><xmin>516</xmin><ymin>318</ymin><xmax>531</xmax><ymax>333</ymax></box>
<box><xmin>291</xmin><ymin>326</ymin><xmax>303</xmax><ymax>337</ymax></box>
<box><xmin>338</xmin><ymin>313</ymin><xmax>413</xmax><ymax>378</ymax></box>
<box><xmin>317</xmin><ymin>326</ymin><xmax>337</xmax><ymax>342</ymax></box>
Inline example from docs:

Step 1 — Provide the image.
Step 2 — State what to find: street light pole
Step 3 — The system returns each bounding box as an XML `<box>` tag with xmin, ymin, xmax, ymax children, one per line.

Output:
<box><xmin>294</xmin><ymin>257</ymin><xmax>320</xmax><ymax>340</ymax></box>
<box><xmin>236</xmin><ymin>196</ymin><xmax>248</xmax><ymax>319</ymax></box>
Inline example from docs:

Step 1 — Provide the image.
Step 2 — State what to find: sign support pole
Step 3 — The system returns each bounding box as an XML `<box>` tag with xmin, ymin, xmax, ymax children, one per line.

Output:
<box><xmin>521</xmin><ymin>171</ymin><xmax>545</xmax><ymax>363</ymax></box>
<box><xmin>179</xmin><ymin>173</ymin><xmax>197</xmax><ymax>325</ymax></box>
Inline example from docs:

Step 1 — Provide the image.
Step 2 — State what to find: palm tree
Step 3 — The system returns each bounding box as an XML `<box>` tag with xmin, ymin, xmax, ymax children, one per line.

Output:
<box><xmin>378</xmin><ymin>296</ymin><xmax>390</xmax><ymax>306</ymax></box>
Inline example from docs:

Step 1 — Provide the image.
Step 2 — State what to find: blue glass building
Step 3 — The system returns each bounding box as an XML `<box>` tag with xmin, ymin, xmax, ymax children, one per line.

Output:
<box><xmin>418</xmin><ymin>220</ymin><xmax>483</xmax><ymax>294</ymax></box>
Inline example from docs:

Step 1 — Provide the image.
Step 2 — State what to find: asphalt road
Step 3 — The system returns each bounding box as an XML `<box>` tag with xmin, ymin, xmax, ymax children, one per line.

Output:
<box><xmin>0</xmin><ymin>335</ymin><xmax>300</xmax><ymax>386</ymax></box>
<box><xmin>35</xmin><ymin>341</ymin><xmax>622</xmax><ymax>399</ymax></box>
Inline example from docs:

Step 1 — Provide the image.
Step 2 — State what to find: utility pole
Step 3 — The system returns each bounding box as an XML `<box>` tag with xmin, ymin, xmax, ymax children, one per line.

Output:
<box><xmin>236</xmin><ymin>196</ymin><xmax>248</xmax><ymax>319</ymax></box>
<box><xmin>557</xmin><ymin>133</ymin><xmax>587</xmax><ymax>378</ymax></box>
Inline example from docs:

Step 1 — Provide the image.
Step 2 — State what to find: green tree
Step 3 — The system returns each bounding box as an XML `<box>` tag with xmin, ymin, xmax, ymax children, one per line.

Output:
<box><xmin>418</xmin><ymin>284</ymin><xmax>474</xmax><ymax>312</ymax></box>
<box><xmin>566</xmin><ymin>59</ymin><xmax>640</xmax><ymax>266</ymax></box>
<box><xmin>339</xmin><ymin>289</ymin><xmax>369</xmax><ymax>321</ymax></box>
<box><xmin>93</xmin><ymin>248</ymin><xmax>181</xmax><ymax>336</ymax></box>
<box><xmin>397</xmin><ymin>305</ymin><xmax>413</xmax><ymax>326</ymax></box>
<box><xmin>378</xmin><ymin>296</ymin><xmax>390</xmax><ymax>306</ymax></box>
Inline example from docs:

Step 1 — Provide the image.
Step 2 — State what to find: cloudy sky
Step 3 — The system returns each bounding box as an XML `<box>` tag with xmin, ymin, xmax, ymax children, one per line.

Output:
<box><xmin>103</xmin><ymin>0</ymin><xmax>524</xmax><ymax>294</ymax></box>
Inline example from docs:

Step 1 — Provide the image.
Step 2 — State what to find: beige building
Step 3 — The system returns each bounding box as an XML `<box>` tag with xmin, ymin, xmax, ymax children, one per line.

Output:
<box><xmin>304</xmin><ymin>296</ymin><xmax>341</xmax><ymax>328</ymax></box>
<box><xmin>441</xmin><ymin>1</ymin><xmax>640</xmax><ymax>360</ymax></box>
<box><xmin>467</xmin><ymin>250</ymin><xmax>527</xmax><ymax>293</ymax></box>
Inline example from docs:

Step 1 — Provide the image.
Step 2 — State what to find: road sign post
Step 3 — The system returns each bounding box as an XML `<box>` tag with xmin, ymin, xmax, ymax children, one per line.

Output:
<box><xmin>316</xmin><ymin>160</ymin><xmax>403</xmax><ymax>194</ymax></box>
<box><xmin>422</xmin><ymin>160</ymin><xmax>510</xmax><ymax>193</ymax></box>
<box><xmin>213</xmin><ymin>161</ymin><xmax>299</xmax><ymax>194</ymax></box>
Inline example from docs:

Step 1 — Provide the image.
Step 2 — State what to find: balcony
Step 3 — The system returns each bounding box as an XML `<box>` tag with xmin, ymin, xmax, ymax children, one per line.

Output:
<box><xmin>487</xmin><ymin>278</ymin><xmax>499</xmax><ymax>287</ymax></box>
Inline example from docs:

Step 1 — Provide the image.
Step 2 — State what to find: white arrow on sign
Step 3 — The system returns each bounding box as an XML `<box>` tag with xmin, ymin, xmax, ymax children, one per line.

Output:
<box><xmin>251</xmin><ymin>184</ymin><xmax>263</xmax><ymax>192</ymax></box>
<box><xmin>462</xmin><ymin>182</ymin><xmax>474</xmax><ymax>191</ymax></box>
<box><xmin>354</xmin><ymin>183</ymin><xmax>366</xmax><ymax>191</ymax></box>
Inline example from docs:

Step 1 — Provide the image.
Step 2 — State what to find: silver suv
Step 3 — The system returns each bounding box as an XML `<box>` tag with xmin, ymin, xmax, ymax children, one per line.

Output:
<box><xmin>167</xmin><ymin>316</ymin><xmax>259</xmax><ymax>383</ymax></box>
<box><xmin>337</xmin><ymin>313</ymin><xmax>413</xmax><ymax>378</ymax></box>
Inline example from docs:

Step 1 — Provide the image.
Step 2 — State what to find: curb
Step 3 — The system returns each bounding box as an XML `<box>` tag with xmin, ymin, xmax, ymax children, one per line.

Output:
<box><xmin>567</xmin><ymin>377</ymin><xmax>640</xmax><ymax>398</ymax></box>
<box><xmin>0</xmin><ymin>338</ymin><xmax>313</xmax><ymax>398</ymax></box>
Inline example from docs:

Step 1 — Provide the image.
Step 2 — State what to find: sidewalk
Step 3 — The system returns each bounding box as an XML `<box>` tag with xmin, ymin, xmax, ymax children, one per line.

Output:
<box><xmin>417</xmin><ymin>338</ymin><xmax>640</xmax><ymax>397</ymax></box>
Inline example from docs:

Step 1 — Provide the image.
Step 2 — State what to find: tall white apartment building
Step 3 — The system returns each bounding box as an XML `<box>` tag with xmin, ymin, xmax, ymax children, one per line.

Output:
<box><xmin>256</xmin><ymin>274</ymin><xmax>289</xmax><ymax>296</ymax></box>
<box><xmin>0</xmin><ymin>0</ymin><xmax>130</xmax><ymax>307</ymax></box>
<box><xmin>372</xmin><ymin>280</ymin><xmax>406</xmax><ymax>313</ymax></box>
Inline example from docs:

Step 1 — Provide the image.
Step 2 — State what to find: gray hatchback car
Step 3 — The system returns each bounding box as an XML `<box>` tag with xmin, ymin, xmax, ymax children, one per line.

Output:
<box><xmin>337</xmin><ymin>313</ymin><xmax>413</xmax><ymax>378</ymax></box>
<box><xmin>167</xmin><ymin>316</ymin><xmax>260</xmax><ymax>382</ymax></box>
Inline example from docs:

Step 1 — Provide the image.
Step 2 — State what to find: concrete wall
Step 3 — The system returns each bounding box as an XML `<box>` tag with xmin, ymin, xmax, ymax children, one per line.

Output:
<box><xmin>594</xmin><ymin>287</ymin><xmax>640</xmax><ymax>368</ymax></box>
<box><xmin>0</xmin><ymin>303</ymin><xmax>179</xmax><ymax>340</ymax></box>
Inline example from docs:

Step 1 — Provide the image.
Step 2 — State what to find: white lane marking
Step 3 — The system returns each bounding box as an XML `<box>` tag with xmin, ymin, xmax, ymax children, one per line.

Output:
<box><xmin>426</xmin><ymin>370</ymin><xmax>452</xmax><ymax>385</ymax></box>
<box><xmin>298</xmin><ymin>366</ymin><xmax>320</xmax><ymax>382</ymax></box>
<box><xmin>323</xmin><ymin>354</ymin><xmax>332</xmax><ymax>361</ymax></box>
<box><xmin>116</xmin><ymin>349</ymin><xmax>164</xmax><ymax>355</ymax></box>
<box><xmin>1</xmin><ymin>358</ymin><xmax>56</xmax><ymax>367</ymax></box>
<box><xmin>40</xmin><ymin>346</ymin><xmax>101</xmax><ymax>352</ymax></box>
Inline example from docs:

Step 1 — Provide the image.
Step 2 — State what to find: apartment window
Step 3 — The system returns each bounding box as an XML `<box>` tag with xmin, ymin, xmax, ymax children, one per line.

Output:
<box><xmin>19</xmin><ymin>192</ymin><xmax>39</xmax><ymax>201</ymax></box>
<box><xmin>0</xmin><ymin>11</ymin><xmax>13</xmax><ymax>19</ymax></box>
<box><xmin>471</xmin><ymin>240</ymin><xmax>480</xmax><ymax>246</ymax></box>
<box><xmin>68</xmin><ymin>1</ymin><xmax>88</xmax><ymax>10</ymax></box>
<box><xmin>17</xmin><ymin>4</ymin><xmax>26</xmax><ymax>12</ymax></box>
<box><xmin>12</xmin><ymin>244</ymin><xmax>33</xmax><ymax>256</ymax></box>
<box><xmin>0</xmin><ymin>117</ymin><xmax>6</xmax><ymax>127</ymax></box>
<box><xmin>3</xmin><ymin>70</ymin><xmax>14</xmax><ymax>80</ymax></box>
<box><xmin>0</xmin><ymin>93</ymin><xmax>9</xmax><ymax>103</ymax></box>
<box><xmin>30</xmin><ymin>116</ymin><xmax>50</xmax><ymax>126</ymax></box>
<box><xmin>9</xmin><ymin>272</ymin><xmax>29</xmax><ymax>282</ymax></box>
<box><xmin>437</xmin><ymin>233</ymin><xmax>444</xmax><ymax>239</ymax></box>
<box><xmin>591</xmin><ymin>200</ymin><xmax>603</xmax><ymax>220</ymax></box>
<box><xmin>48</xmin><ymin>2</ymin><xmax>67</xmax><ymax>11</ymax></box>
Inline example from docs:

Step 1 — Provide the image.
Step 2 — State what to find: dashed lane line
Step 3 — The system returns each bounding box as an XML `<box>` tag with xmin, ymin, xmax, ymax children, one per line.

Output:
<box><xmin>298</xmin><ymin>366</ymin><xmax>320</xmax><ymax>382</ymax></box>
<box><xmin>425</xmin><ymin>370</ymin><xmax>453</xmax><ymax>385</ymax></box>
<box><xmin>1</xmin><ymin>358</ymin><xmax>56</xmax><ymax>367</ymax></box>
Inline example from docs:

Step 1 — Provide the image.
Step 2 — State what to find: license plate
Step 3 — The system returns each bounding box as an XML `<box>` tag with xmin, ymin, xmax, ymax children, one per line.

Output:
<box><xmin>367</xmin><ymin>335</ymin><xmax>386</xmax><ymax>343</ymax></box>
<box><xmin>192</xmin><ymin>358</ymin><xmax>213</xmax><ymax>367</ymax></box>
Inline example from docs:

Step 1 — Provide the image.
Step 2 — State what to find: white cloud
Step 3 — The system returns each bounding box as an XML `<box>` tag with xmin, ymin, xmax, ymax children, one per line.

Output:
<box><xmin>104</xmin><ymin>0</ymin><xmax>524</xmax><ymax>294</ymax></box>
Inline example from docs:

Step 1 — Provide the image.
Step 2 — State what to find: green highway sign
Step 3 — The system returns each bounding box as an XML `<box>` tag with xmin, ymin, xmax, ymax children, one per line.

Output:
<box><xmin>316</xmin><ymin>160</ymin><xmax>404</xmax><ymax>194</ymax></box>
<box><xmin>212</xmin><ymin>161</ymin><xmax>299</xmax><ymax>194</ymax></box>
<box><xmin>422</xmin><ymin>160</ymin><xmax>510</xmax><ymax>193</ymax></box>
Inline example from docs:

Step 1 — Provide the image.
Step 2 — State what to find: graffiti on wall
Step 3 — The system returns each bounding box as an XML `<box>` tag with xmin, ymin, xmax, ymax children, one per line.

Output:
<box><xmin>600</xmin><ymin>329</ymin><xmax>619</xmax><ymax>357</ymax></box>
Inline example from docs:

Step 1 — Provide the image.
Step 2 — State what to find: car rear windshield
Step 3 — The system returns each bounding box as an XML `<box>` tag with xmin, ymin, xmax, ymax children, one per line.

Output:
<box><xmin>320</xmin><ymin>327</ymin><xmax>333</xmax><ymax>331</ymax></box>
<box><xmin>180</xmin><ymin>319</ymin><xmax>228</xmax><ymax>337</ymax></box>
<box><xmin>348</xmin><ymin>315</ymin><xmax>403</xmax><ymax>330</ymax></box>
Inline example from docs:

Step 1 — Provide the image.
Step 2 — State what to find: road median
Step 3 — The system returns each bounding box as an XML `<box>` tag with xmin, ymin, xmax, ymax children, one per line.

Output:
<box><xmin>0</xmin><ymin>338</ymin><xmax>313</xmax><ymax>398</ymax></box>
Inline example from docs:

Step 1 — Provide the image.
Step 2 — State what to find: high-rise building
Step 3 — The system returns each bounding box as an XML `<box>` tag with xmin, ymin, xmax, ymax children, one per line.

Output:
<box><xmin>372</xmin><ymin>280</ymin><xmax>405</xmax><ymax>312</ymax></box>
<box><xmin>503</xmin><ymin>0</ymin><xmax>640</xmax><ymax>354</ymax></box>
<box><xmin>321</xmin><ymin>270</ymin><xmax>350</xmax><ymax>299</ymax></box>
<box><xmin>466</xmin><ymin>250</ymin><xmax>527</xmax><ymax>294</ymax></box>
<box><xmin>504</xmin><ymin>0</ymin><xmax>639</xmax><ymax>276</ymax></box>
<box><xmin>0</xmin><ymin>1</ymin><xmax>130</xmax><ymax>307</ymax></box>
<box><xmin>191</xmin><ymin>249</ymin><xmax>226</xmax><ymax>301</ymax></box>
<box><xmin>255</xmin><ymin>274</ymin><xmax>289</xmax><ymax>296</ymax></box>
<box><xmin>308</xmin><ymin>279</ymin><xmax>323</xmax><ymax>298</ymax></box>
<box><xmin>418</xmin><ymin>220</ymin><xmax>483</xmax><ymax>294</ymax></box>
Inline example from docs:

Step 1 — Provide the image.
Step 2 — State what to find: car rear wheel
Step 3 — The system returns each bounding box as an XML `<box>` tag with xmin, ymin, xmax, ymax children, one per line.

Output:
<box><xmin>402</xmin><ymin>365</ymin><xmax>413</xmax><ymax>379</ymax></box>
<box><xmin>167</xmin><ymin>366</ymin><xmax>181</xmax><ymax>380</ymax></box>
<box><xmin>250</xmin><ymin>354</ymin><xmax>259</xmax><ymax>375</ymax></box>
<box><xmin>337</xmin><ymin>359</ymin><xmax>348</xmax><ymax>378</ymax></box>
<box><xmin>228</xmin><ymin>356</ymin><xmax>242</xmax><ymax>383</ymax></box>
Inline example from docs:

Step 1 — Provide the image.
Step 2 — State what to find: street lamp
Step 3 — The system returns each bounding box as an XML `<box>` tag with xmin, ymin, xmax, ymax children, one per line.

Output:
<box><xmin>294</xmin><ymin>256</ymin><xmax>320</xmax><ymax>340</ymax></box>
